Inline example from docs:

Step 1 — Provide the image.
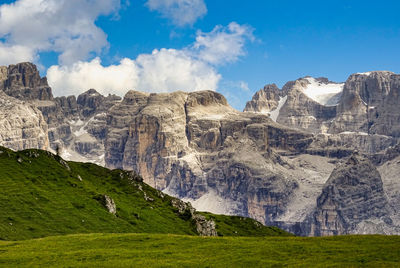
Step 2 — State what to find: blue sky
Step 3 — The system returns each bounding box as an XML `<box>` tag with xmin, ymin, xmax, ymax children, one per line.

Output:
<box><xmin>0</xmin><ymin>0</ymin><xmax>399</xmax><ymax>110</ymax></box>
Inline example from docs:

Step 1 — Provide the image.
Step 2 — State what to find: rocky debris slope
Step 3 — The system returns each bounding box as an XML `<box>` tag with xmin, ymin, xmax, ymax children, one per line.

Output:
<box><xmin>0</xmin><ymin>90</ymin><xmax>48</xmax><ymax>150</ymax></box>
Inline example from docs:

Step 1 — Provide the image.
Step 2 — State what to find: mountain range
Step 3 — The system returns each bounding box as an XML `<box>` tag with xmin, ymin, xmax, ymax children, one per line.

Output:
<box><xmin>1</xmin><ymin>62</ymin><xmax>399</xmax><ymax>236</ymax></box>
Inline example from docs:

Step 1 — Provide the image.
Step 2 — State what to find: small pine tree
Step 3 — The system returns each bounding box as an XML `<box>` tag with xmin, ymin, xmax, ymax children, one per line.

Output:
<box><xmin>55</xmin><ymin>145</ymin><xmax>61</xmax><ymax>157</ymax></box>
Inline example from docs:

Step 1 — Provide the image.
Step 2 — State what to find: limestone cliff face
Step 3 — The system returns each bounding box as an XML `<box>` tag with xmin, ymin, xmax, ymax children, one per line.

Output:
<box><xmin>310</xmin><ymin>154</ymin><xmax>393</xmax><ymax>236</ymax></box>
<box><xmin>104</xmin><ymin>90</ymin><xmax>314</xmax><ymax>224</ymax></box>
<box><xmin>244</xmin><ymin>72</ymin><xmax>400</xmax><ymax>154</ymax></box>
<box><xmin>39</xmin><ymin>89</ymin><xmax>121</xmax><ymax>165</ymax></box>
<box><xmin>332</xmin><ymin>72</ymin><xmax>400</xmax><ymax>137</ymax></box>
<box><xmin>0</xmin><ymin>90</ymin><xmax>48</xmax><ymax>150</ymax></box>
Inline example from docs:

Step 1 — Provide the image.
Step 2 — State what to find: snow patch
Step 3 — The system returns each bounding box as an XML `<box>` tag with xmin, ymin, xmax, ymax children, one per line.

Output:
<box><xmin>303</xmin><ymin>77</ymin><xmax>344</xmax><ymax>106</ymax></box>
<box><xmin>268</xmin><ymin>96</ymin><xmax>287</xmax><ymax>122</ymax></box>
<box><xmin>339</xmin><ymin>131</ymin><xmax>369</xmax><ymax>136</ymax></box>
<box><xmin>69</xmin><ymin>119</ymin><xmax>85</xmax><ymax>127</ymax></box>
<box><xmin>74</xmin><ymin>128</ymin><xmax>88</xmax><ymax>137</ymax></box>
<box><xmin>357</xmin><ymin>72</ymin><xmax>372</xmax><ymax>76</ymax></box>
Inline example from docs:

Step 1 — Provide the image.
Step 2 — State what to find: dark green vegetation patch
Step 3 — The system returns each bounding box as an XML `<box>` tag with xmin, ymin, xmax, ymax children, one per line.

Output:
<box><xmin>200</xmin><ymin>212</ymin><xmax>291</xmax><ymax>237</ymax></box>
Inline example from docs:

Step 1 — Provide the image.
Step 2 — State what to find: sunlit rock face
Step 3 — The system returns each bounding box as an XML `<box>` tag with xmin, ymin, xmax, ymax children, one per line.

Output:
<box><xmin>333</xmin><ymin>71</ymin><xmax>400</xmax><ymax>137</ymax></box>
<box><xmin>104</xmin><ymin>90</ymin><xmax>314</xmax><ymax>222</ymax></box>
<box><xmin>0</xmin><ymin>90</ymin><xmax>48</xmax><ymax>150</ymax></box>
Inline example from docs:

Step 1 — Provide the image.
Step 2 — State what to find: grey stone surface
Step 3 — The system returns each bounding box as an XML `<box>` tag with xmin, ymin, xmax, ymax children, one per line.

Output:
<box><xmin>0</xmin><ymin>90</ymin><xmax>48</xmax><ymax>150</ymax></box>
<box><xmin>310</xmin><ymin>153</ymin><xmax>393</xmax><ymax>236</ymax></box>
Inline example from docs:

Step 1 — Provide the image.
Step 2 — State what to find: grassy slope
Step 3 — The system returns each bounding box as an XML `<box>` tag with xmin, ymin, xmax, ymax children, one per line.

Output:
<box><xmin>0</xmin><ymin>147</ymin><xmax>288</xmax><ymax>240</ymax></box>
<box><xmin>1</xmin><ymin>233</ymin><xmax>400</xmax><ymax>267</ymax></box>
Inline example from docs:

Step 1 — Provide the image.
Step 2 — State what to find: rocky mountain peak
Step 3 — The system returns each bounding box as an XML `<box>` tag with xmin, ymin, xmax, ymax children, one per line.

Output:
<box><xmin>0</xmin><ymin>62</ymin><xmax>53</xmax><ymax>100</ymax></box>
<box><xmin>245</xmin><ymin>70</ymin><xmax>400</xmax><ymax>153</ymax></box>
<box><xmin>77</xmin><ymin>89</ymin><xmax>121</xmax><ymax>118</ymax></box>
<box><xmin>343</xmin><ymin>71</ymin><xmax>397</xmax><ymax>106</ymax></box>
<box><xmin>186</xmin><ymin>90</ymin><xmax>228</xmax><ymax>108</ymax></box>
<box><xmin>244</xmin><ymin>84</ymin><xmax>281</xmax><ymax>113</ymax></box>
<box><xmin>123</xmin><ymin>90</ymin><xmax>150</xmax><ymax>105</ymax></box>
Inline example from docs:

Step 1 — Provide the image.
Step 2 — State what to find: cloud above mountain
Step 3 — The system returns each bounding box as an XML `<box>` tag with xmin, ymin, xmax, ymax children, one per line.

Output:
<box><xmin>47</xmin><ymin>51</ymin><xmax>220</xmax><ymax>97</ymax></box>
<box><xmin>193</xmin><ymin>22</ymin><xmax>255</xmax><ymax>65</ymax></box>
<box><xmin>0</xmin><ymin>1</ymin><xmax>254</xmax><ymax>99</ymax></box>
<box><xmin>146</xmin><ymin>0</ymin><xmax>207</xmax><ymax>27</ymax></box>
<box><xmin>0</xmin><ymin>0</ymin><xmax>121</xmax><ymax>66</ymax></box>
<box><xmin>47</xmin><ymin>22</ymin><xmax>253</xmax><ymax>96</ymax></box>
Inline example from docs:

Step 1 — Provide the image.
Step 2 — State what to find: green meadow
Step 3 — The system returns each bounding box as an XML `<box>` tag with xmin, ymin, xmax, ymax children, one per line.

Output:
<box><xmin>1</xmin><ymin>147</ymin><xmax>399</xmax><ymax>267</ymax></box>
<box><xmin>1</xmin><ymin>233</ymin><xmax>400</xmax><ymax>267</ymax></box>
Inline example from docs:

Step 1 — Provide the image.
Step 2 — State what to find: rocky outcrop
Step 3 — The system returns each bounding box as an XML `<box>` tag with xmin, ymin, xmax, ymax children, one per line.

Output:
<box><xmin>192</xmin><ymin>214</ymin><xmax>218</xmax><ymax>236</ymax></box>
<box><xmin>171</xmin><ymin>198</ymin><xmax>217</xmax><ymax>236</ymax></box>
<box><xmin>104</xmin><ymin>195</ymin><xmax>117</xmax><ymax>215</ymax></box>
<box><xmin>0</xmin><ymin>90</ymin><xmax>48</xmax><ymax>150</ymax></box>
<box><xmin>0</xmin><ymin>62</ymin><xmax>53</xmax><ymax>100</ymax></box>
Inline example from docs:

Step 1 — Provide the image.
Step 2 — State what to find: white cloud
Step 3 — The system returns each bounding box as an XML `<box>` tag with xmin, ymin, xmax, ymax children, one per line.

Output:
<box><xmin>47</xmin><ymin>22</ymin><xmax>254</xmax><ymax>97</ymax></box>
<box><xmin>134</xmin><ymin>48</ymin><xmax>220</xmax><ymax>92</ymax></box>
<box><xmin>47</xmin><ymin>57</ymin><xmax>139</xmax><ymax>96</ymax></box>
<box><xmin>0</xmin><ymin>43</ymin><xmax>35</xmax><ymax>64</ymax></box>
<box><xmin>193</xmin><ymin>22</ymin><xmax>255</xmax><ymax>65</ymax></box>
<box><xmin>48</xmin><ymin>50</ymin><xmax>221</xmax><ymax>96</ymax></box>
<box><xmin>239</xmin><ymin>81</ymin><xmax>250</xmax><ymax>91</ymax></box>
<box><xmin>0</xmin><ymin>0</ymin><xmax>120</xmax><ymax>66</ymax></box>
<box><xmin>146</xmin><ymin>0</ymin><xmax>207</xmax><ymax>27</ymax></box>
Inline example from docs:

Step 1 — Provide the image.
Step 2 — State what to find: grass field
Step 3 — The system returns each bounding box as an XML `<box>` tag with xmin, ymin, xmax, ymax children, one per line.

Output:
<box><xmin>1</xmin><ymin>233</ymin><xmax>400</xmax><ymax>267</ymax></box>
